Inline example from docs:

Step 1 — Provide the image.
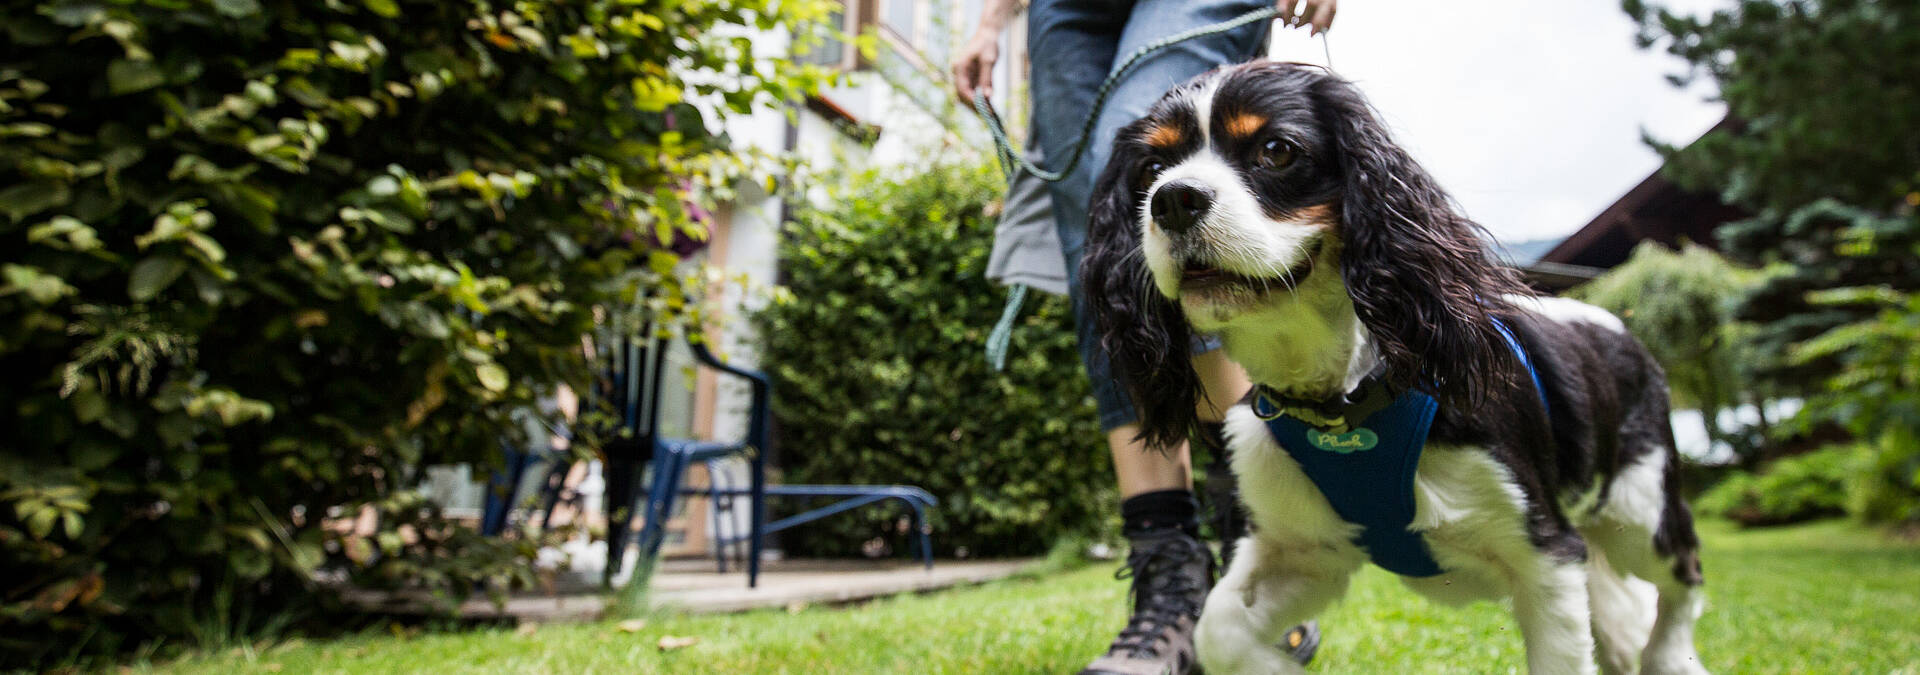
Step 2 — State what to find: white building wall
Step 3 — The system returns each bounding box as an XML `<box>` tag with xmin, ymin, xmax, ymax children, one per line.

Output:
<box><xmin>427</xmin><ymin>2</ymin><xmax>1029</xmax><ymax>558</ymax></box>
<box><xmin>700</xmin><ymin>0</ymin><xmax>1025</xmax><ymax>446</ymax></box>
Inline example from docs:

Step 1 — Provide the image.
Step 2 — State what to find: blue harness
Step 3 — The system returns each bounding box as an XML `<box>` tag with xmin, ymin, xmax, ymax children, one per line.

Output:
<box><xmin>1250</xmin><ymin>319</ymin><xmax>1548</xmax><ymax>577</ymax></box>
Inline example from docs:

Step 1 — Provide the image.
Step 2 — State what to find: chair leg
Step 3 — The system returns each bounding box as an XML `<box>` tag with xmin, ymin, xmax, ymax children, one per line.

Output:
<box><xmin>602</xmin><ymin>457</ymin><xmax>639</xmax><ymax>587</ymax></box>
<box><xmin>632</xmin><ymin>452</ymin><xmax>688</xmax><ymax>580</ymax></box>
<box><xmin>912</xmin><ymin>503</ymin><xmax>933</xmax><ymax>570</ymax></box>
<box><xmin>706</xmin><ymin>459</ymin><xmax>728</xmax><ymax>574</ymax></box>
<box><xmin>482</xmin><ymin>445</ymin><xmax>532</xmax><ymax>537</ymax></box>
<box><xmin>747</xmin><ymin>453</ymin><xmax>767</xmax><ymax>589</ymax></box>
<box><xmin>535</xmin><ymin>458</ymin><xmax>571</xmax><ymax>531</ymax></box>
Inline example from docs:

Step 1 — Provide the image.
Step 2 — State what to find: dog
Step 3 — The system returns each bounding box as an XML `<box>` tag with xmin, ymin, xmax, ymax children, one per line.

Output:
<box><xmin>1080</xmin><ymin>61</ymin><xmax>1708</xmax><ymax>675</ymax></box>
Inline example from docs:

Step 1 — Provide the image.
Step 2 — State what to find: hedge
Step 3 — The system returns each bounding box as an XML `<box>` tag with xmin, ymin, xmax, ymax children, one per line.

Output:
<box><xmin>1696</xmin><ymin>445</ymin><xmax>1853</xmax><ymax>526</ymax></box>
<box><xmin>755</xmin><ymin>161</ymin><xmax>1116</xmax><ymax>559</ymax></box>
<box><xmin>0</xmin><ymin>0</ymin><xmax>831</xmax><ymax>666</ymax></box>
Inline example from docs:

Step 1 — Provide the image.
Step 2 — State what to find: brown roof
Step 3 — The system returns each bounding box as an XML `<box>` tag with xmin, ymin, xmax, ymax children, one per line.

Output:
<box><xmin>1523</xmin><ymin>119</ymin><xmax>1749</xmax><ymax>291</ymax></box>
<box><xmin>1538</xmin><ymin>118</ymin><xmax>1749</xmax><ymax>272</ymax></box>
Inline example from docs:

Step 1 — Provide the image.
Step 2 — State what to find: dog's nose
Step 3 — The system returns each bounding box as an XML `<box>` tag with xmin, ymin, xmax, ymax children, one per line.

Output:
<box><xmin>1150</xmin><ymin>179</ymin><xmax>1214</xmax><ymax>233</ymax></box>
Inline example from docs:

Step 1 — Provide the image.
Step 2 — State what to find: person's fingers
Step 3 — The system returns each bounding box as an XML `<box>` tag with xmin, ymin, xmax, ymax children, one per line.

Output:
<box><xmin>1277</xmin><ymin>0</ymin><xmax>1300</xmax><ymax>26</ymax></box>
<box><xmin>977</xmin><ymin>54</ymin><xmax>996</xmax><ymax>101</ymax></box>
<box><xmin>1311</xmin><ymin>0</ymin><xmax>1336</xmax><ymax>34</ymax></box>
<box><xmin>1297</xmin><ymin>0</ymin><xmax>1320</xmax><ymax>30</ymax></box>
<box><xmin>955</xmin><ymin>53</ymin><xmax>986</xmax><ymax>104</ymax></box>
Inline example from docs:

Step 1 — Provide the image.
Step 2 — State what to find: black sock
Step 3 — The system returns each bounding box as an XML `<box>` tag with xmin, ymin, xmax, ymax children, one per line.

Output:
<box><xmin>1121</xmin><ymin>489</ymin><xmax>1200</xmax><ymax>538</ymax></box>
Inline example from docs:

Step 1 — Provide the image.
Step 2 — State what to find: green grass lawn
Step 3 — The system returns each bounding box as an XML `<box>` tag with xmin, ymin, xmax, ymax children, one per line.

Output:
<box><xmin>144</xmin><ymin>519</ymin><xmax>1920</xmax><ymax>674</ymax></box>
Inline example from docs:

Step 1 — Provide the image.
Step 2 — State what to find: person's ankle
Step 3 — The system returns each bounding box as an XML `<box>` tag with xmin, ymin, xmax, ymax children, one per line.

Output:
<box><xmin>1120</xmin><ymin>488</ymin><xmax>1200</xmax><ymax>539</ymax></box>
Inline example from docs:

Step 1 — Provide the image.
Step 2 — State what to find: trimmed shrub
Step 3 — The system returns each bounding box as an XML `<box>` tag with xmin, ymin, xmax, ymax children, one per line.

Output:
<box><xmin>1697</xmin><ymin>446</ymin><xmax>1853</xmax><ymax>526</ymax></box>
<box><xmin>0</xmin><ymin>0</ymin><xmax>829</xmax><ymax>666</ymax></box>
<box><xmin>755</xmin><ymin>161</ymin><xmax>1116</xmax><ymax>558</ymax></box>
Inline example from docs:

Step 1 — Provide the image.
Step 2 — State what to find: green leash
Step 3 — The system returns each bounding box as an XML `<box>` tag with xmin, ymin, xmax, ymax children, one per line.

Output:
<box><xmin>979</xmin><ymin>5</ymin><xmax>1325</xmax><ymax>370</ymax></box>
<box><xmin>972</xmin><ymin>5</ymin><xmax>1288</xmax><ymax>183</ymax></box>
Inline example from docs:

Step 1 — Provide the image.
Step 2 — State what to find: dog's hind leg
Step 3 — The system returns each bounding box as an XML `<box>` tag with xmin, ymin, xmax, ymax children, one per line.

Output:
<box><xmin>1639</xmin><ymin>471</ymin><xmax>1708</xmax><ymax>675</ymax></box>
<box><xmin>1585</xmin><ymin>545</ymin><xmax>1656</xmax><ymax>675</ymax></box>
<box><xmin>1511</xmin><ymin>554</ymin><xmax>1599</xmax><ymax>675</ymax></box>
<box><xmin>1640</xmin><ymin>577</ymin><xmax>1707</xmax><ymax>675</ymax></box>
<box><xmin>1195</xmin><ymin>537</ymin><xmax>1355</xmax><ymax>675</ymax></box>
<box><xmin>1585</xmin><ymin>446</ymin><xmax>1709</xmax><ymax>675</ymax></box>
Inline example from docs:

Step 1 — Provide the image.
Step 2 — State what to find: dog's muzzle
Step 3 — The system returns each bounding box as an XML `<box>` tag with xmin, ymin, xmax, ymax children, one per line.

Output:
<box><xmin>1151</xmin><ymin>178</ymin><xmax>1214</xmax><ymax>234</ymax></box>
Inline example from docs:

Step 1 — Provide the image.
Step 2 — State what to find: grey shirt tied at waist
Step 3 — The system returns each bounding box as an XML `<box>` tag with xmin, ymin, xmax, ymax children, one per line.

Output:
<box><xmin>986</xmin><ymin>142</ymin><xmax>1068</xmax><ymax>297</ymax></box>
<box><xmin>979</xmin><ymin>140</ymin><xmax>1223</xmax><ymax>372</ymax></box>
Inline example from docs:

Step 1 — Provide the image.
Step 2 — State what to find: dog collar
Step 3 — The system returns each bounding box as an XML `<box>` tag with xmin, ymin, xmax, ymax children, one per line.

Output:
<box><xmin>1252</xmin><ymin>367</ymin><xmax>1392</xmax><ymax>434</ymax></box>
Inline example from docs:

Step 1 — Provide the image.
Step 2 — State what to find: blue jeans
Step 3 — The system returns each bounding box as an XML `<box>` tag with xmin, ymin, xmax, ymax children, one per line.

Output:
<box><xmin>1029</xmin><ymin>0</ymin><xmax>1270</xmax><ymax>431</ymax></box>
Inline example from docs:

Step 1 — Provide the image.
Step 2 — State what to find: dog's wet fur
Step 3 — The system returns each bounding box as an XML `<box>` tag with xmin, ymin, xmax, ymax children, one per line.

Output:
<box><xmin>1080</xmin><ymin>62</ymin><xmax>1707</xmax><ymax>675</ymax></box>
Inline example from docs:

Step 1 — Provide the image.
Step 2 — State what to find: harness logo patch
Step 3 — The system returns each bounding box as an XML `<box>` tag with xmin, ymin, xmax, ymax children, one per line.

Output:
<box><xmin>1307</xmin><ymin>428</ymin><xmax>1379</xmax><ymax>453</ymax></box>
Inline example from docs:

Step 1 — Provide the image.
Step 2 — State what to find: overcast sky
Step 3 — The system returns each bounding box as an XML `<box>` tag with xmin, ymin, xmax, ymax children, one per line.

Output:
<box><xmin>1265</xmin><ymin>0</ymin><xmax>1730</xmax><ymax>243</ymax></box>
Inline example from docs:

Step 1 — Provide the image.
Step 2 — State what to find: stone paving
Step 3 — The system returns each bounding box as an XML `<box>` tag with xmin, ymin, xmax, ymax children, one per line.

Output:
<box><xmin>387</xmin><ymin>557</ymin><xmax>1040</xmax><ymax>622</ymax></box>
<box><xmin>649</xmin><ymin>557</ymin><xmax>1036</xmax><ymax>615</ymax></box>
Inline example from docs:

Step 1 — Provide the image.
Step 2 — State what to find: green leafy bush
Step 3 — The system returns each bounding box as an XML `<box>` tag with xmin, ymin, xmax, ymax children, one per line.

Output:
<box><xmin>1573</xmin><ymin>242</ymin><xmax>1768</xmax><ymax>462</ymax></box>
<box><xmin>1697</xmin><ymin>445</ymin><xmax>1854</xmax><ymax>526</ymax></box>
<box><xmin>0</xmin><ymin>0</ymin><xmax>829</xmax><ymax>666</ymax></box>
<box><xmin>755</xmin><ymin>162</ymin><xmax>1116</xmax><ymax>558</ymax></box>
<box><xmin>1793</xmin><ymin>285</ymin><xmax>1920</xmax><ymax>524</ymax></box>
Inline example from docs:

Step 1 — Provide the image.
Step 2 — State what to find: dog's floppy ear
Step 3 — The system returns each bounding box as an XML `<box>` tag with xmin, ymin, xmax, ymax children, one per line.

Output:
<box><xmin>1315</xmin><ymin>75</ymin><xmax>1528</xmax><ymax>411</ymax></box>
<box><xmin>1080</xmin><ymin>137</ymin><xmax>1201</xmax><ymax>450</ymax></box>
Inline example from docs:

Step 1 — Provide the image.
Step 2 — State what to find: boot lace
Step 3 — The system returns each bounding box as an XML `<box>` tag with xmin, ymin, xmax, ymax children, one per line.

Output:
<box><xmin>1106</xmin><ymin>535</ymin><xmax>1209</xmax><ymax>658</ymax></box>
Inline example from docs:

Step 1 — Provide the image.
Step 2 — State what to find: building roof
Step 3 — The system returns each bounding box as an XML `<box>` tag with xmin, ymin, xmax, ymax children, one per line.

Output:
<box><xmin>1520</xmin><ymin>120</ymin><xmax>1749</xmax><ymax>291</ymax></box>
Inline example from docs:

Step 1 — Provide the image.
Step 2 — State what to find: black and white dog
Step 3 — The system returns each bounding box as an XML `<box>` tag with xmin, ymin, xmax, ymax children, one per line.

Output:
<box><xmin>1081</xmin><ymin>61</ymin><xmax>1708</xmax><ymax>675</ymax></box>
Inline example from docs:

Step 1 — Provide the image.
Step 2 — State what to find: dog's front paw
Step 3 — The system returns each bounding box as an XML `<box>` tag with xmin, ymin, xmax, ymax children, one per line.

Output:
<box><xmin>1195</xmin><ymin>603</ymin><xmax>1306</xmax><ymax>675</ymax></box>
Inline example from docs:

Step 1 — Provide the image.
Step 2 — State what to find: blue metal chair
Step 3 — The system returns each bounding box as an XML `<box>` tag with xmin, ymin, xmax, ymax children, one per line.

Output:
<box><xmin>480</xmin><ymin>412</ymin><xmax>572</xmax><ymax>537</ymax></box>
<box><xmin>600</xmin><ymin>331</ymin><xmax>938</xmax><ymax>589</ymax></box>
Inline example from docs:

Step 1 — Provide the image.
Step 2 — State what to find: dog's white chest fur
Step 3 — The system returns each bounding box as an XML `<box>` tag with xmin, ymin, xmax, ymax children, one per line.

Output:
<box><xmin>1221</xmin><ymin>404</ymin><xmax>1534</xmax><ymax>604</ymax></box>
<box><xmin>1207</xmin><ymin>394</ymin><xmax>1706</xmax><ymax>675</ymax></box>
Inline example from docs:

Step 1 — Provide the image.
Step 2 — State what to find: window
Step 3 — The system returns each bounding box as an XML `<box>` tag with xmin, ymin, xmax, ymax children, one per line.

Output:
<box><xmin>884</xmin><ymin>0</ymin><xmax>916</xmax><ymax>40</ymax></box>
<box><xmin>800</xmin><ymin>8</ymin><xmax>848</xmax><ymax>67</ymax></box>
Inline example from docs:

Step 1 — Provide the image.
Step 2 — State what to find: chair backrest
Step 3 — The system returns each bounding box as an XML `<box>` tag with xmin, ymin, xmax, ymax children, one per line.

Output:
<box><xmin>597</xmin><ymin>313</ymin><xmax>769</xmax><ymax>457</ymax></box>
<box><xmin>597</xmin><ymin>312</ymin><xmax>671</xmax><ymax>452</ymax></box>
<box><xmin>687</xmin><ymin>340</ymin><xmax>772</xmax><ymax>459</ymax></box>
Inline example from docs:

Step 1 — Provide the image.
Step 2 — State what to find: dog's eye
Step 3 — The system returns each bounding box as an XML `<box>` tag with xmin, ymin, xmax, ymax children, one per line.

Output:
<box><xmin>1134</xmin><ymin>160</ymin><xmax>1166</xmax><ymax>192</ymax></box>
<box><xmin>1257</xmin><ymin>139</ymin><xmax>1297</xmax><ymax>169</ymax></box>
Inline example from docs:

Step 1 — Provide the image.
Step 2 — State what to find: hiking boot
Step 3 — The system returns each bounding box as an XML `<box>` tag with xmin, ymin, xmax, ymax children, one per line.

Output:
<box><xmin>1080</xmin><ymin>528</ymin><xmax>1213</xmax><ymax>675</ymax></box>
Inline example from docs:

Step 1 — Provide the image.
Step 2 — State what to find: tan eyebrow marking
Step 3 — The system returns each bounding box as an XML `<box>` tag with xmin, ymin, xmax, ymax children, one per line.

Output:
<box><xmin>1224</xmin><ymin>113</ymin><xmax>1267</xmax><ymax>138</ymax></box>
<box><xmin>1142</xmin><ymin>124</ymin><xmax>1183</xmax><ymax>148</ymax></box>
<box><xmin>1295</xmin><ymin>203</ymin><xmax>1335</xmax><ymax>224</ymax></box>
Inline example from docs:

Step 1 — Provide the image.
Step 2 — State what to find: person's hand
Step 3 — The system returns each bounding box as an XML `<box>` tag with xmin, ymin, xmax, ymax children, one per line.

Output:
<box><xmin>952</xmin><ymin>28</ymin><xmax>1001</xmax><ymax>106</ymax></box>
<box><xmin>1277</xmin><ymin>0</ymin><xmax>1337</xmax><ymax>35</ymax></box>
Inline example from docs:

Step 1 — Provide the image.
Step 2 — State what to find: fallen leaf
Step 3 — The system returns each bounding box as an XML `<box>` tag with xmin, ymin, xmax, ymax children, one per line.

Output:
<box><xmin>516</xmin><ymin>622</ymin><xmax>539</xmax><ymax>637</ymax></box>
<box><xmin>785</xmin><ymin>601</ymin><xmax>808</xmax><ymax>614</ymax></box>
<box><xmin>615</xmin><ymin>619</ymin><xmax>647</xmax><ymax>633</ymax></box>
<box><xmin>657</xmin><ymin>635</ymin><xmax>699</xmax><ymax>651</ymax></box>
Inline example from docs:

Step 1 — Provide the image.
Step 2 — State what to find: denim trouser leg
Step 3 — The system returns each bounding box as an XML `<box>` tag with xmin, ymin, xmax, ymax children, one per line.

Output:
<box><xmin>1029</xmin><ymin>0</ymin><xmax>1272</xmax><ymax>432</ymax></box>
